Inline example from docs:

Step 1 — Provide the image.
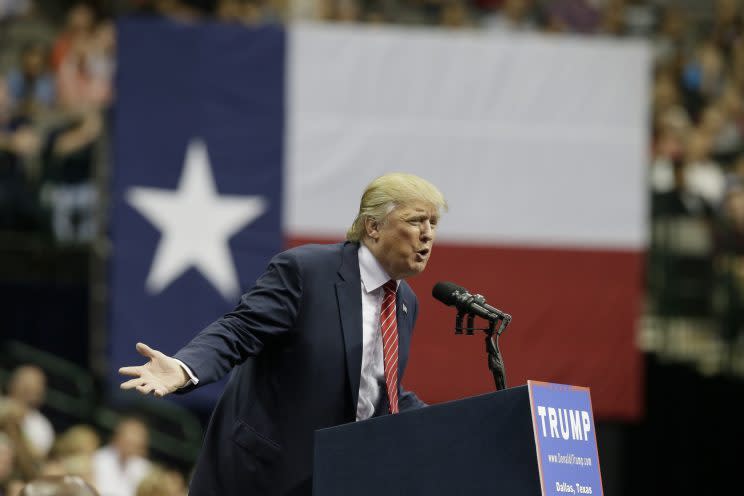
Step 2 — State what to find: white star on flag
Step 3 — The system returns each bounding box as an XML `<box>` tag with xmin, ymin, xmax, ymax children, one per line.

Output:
<box><xmin>126</xmin><ymin>138</ymin><xmax>267</xmax><ymax>301</ymax></box>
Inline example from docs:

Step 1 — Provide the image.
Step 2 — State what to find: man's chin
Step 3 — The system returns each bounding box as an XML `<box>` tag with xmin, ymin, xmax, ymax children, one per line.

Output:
<box><xmin>406</xmin><ymin>261</ymin><xmax>428</xmax><ymax>277</ymax></box>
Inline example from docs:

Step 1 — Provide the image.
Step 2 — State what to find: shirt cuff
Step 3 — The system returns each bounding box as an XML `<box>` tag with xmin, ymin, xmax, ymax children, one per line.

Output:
<box><xmin>174</xmin><ymin>359</ymin><xmax>199</xmax><ymax>387</ymax></box>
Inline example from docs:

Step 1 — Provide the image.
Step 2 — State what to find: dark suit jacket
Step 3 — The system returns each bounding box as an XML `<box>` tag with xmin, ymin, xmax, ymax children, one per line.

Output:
<box><xmin>174</xmin><ymin>241</ymin><xmax>425</xmax><ymax>496</ymax></box>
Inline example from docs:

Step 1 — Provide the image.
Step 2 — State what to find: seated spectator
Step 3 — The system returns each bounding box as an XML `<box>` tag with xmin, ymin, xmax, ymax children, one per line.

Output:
<box><xmin>5</xmin><ymin>366</ymin><xmax>54</xmax><ymax>460</ymax></box>
<box><xmin>653</xmin><ymin>159</ymin><xmax>714</xmax><ymax>220</ymax></box>
<box><xmin>622</xmin><ymin>0</ymin><xmax>655</xmax><ymax>37</ymax></box>
<box><xmin>543</xmin><ymin>0</ymin><xmax>601</xmax><ymax>34</ymax></box>
<box><xmin>710</xmin><ymin>0</ymin><xmax>742</xmax><ymax>54</ymax></box>
<box><xmin>0</xmin><ymin>1</ymin><xmax>55</xmax><ymax>74</ymax></box>
<box><xmin>713</xmin><ymin>83</ymin><xmax>744</xmax><ymax>160</ymax></box>
<box><xmin>683</xmin><ymin>130</ymin><xmax>726</xmax><ymax>207</ymax></box>
<box><xmin>439</xmin><ymin>0</ymin><xmax>472</xmax><ymax>29</ymax></box>
<box><xmin>92</xmin><ymin>418</ymin><xmax>151</xmax><ymax>496</ymax></box>
<box><xmin>49</xmin><ymin>425</ymin><xmax>100</xmax><ymax>489</ymax></box>
<box><xmin>653</xmin><ymin>6</ymin><xmax>688</xmax><ymax>67</ymax></box>
<box><xmin>217</xmin><ymin>0</ymin><xmax>266</xmax><ymax>24</ymax></box>
<box><xmin>0</xmin><ymin>136</ymin><xmax>46</xmax><ymax>234</ymax></box>
<box><xmin>0</xmin><ymin>397</ymin><xmax>38</xmax><ymax>484</ymax></box>
<box><xmin>50</xmin><ymin>3</ymin><xmax>96</xmax><ymax>73</ymax></box>
<box><xmin>5</xmin><ymin>42</ymin><xmax>55</xmax><ymax>117</ymax></box>
<box><xmin>713</xmin><ymin>185</ymin><xmax>744</xmax><ymax>346</ymax></box>
<box><xmin>52</xmin><ymin>426</ymin><xmax>100</xmax><ymax>459</ymax></box>
<box><xmin>482</xmin><ymin>0</ymin><xmax>535</xmax><ymax>32</ymax></box>
<box><xmin>596</xmin><ymin>0</ymin><xmax>626</xmax><ymax>36</ymax></box>
<box><xmin>650</xmin><ymin>104</ymin><xmax>690</xmax><ymax>195</ymax></box>
<box><xmin>0</xmin><ymin>78</ymin><xmax>46</xmax><ymax>235</ymax></box>
<box><xmin>725</xmin><ymin>154</ymin><xmax>744</xmax><ymax>191</ymax></box>
<box><xmin>135</xmin><ymin>467</ymin><xmax>186</xmax><ymax>496</ymax></box>
<box><xmin>41</xmin><ymin>110</ymin><xmax>101</xmax><ymax>242</ymax></box>
<box><xmin>715</xmin><ymin>185</ymin><xmax>744</xmax><ymax>256</ymax></box>
<box><xmin>700</xmin><ymin>103</ymin><xmax>741</xmax><ymax>163</ymax></box>
<box><xmin>19</xmin><ymin>475</ymin><xmax>99</xmax><ymax>496</ymax></box>
<box><xmin>681</xmin><ymin>40</ymin><xmax>725</xmax><ymax>122</ymax></box>
<box><xmin>56</xmin><ymin>20</ymin><xmax>113</xmax><ymax>111</ymax></box>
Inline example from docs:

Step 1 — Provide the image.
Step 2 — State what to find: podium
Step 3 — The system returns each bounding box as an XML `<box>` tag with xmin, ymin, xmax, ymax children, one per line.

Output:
<box><xmin>313</xmin><ymin>385</ymin><xmax>542</xmax><ymax>495</ymax></box>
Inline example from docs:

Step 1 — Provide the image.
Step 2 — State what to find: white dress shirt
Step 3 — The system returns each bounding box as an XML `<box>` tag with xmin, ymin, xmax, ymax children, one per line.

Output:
<box><xmin>21</xmin><ymin>409</ymin><xmax>54</xmax><ymax>457</ymax></box>
<box><xmin>178</xmin><ymin>244</ymin><xmax>398</xmax><ymax>421</ymax></box>
<box><xmin>92</xmin><ymin>445</ymin><xmax>152</xmax><ymax>496</ymax></box>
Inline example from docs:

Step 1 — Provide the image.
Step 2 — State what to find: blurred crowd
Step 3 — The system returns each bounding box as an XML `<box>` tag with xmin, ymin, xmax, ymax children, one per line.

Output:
<box><xmin>3</xmin><ymin>0</ymin><xmax>744</xmax><ymax>241</ymax></box>
<box><xmin>3</xmin><ymin>1</ymin><xmax>743</xmax><ymax>243</ymax></box>
<box><xmin>1</xmin><ymin>364</ymin><xmax>187</xmax><ymax>496</ymax></box>
<box><xmin>644</xmin><ymin>1</ymin><xmax>744</xmax><ymax>363</ymax></box>
<box><xmin>1</xmin><ymin>1</ymin><xmax>111</xmax><ymax>243</ymax></box>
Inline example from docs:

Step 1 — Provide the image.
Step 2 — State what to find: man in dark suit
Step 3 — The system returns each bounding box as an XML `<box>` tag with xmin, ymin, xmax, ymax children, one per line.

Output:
<box><xmin>119</xmin><ymin>172</ymin><xmax>447</xmax><ymax>495</ymax></box>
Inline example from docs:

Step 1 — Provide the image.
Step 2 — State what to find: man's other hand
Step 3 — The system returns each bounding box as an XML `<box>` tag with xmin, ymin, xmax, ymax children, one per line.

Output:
<box><xmin>119</xmin><ymin>342</ymin><xmax>189</xmax><ymax>397</ymax></box>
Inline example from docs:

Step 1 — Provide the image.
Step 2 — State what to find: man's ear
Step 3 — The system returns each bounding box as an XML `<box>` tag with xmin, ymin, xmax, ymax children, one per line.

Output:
<box><xmin>364</xmin><ymin>217</ymin><xmax>380</xmax><ymax>241</ymax></box>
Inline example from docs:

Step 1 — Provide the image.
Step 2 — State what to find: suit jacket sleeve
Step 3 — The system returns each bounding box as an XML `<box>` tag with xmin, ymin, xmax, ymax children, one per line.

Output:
<box><xmin>399</xmin><ymin>293</ymin><xmax>427</xmax><ymax>411</ymax></box>
<box><xmin>173</xmin><ymin>250</ymin><xmax>303</xmax><ymax>389</ymax></box>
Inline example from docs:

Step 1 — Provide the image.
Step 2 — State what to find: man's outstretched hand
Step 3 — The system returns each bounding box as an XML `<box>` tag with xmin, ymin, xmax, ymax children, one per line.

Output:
<box><xmin>119</xmin><ymin>342</ymin><xmax>189</xmax><ymax>397</ymax></box>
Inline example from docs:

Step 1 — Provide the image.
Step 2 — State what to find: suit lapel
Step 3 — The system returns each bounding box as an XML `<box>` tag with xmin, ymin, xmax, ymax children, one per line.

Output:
<box><xmin>335</xmin><ymin>242</ymin><xmax>363</xmax><ymax>412</ymax></box>
<box><xmin>396</xmin><ymin>285</ymin><xmax>411</xmax><ymax>379</ymax></box>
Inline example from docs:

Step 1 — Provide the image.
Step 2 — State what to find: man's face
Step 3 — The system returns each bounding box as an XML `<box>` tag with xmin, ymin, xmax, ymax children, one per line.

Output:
<box><xmin>366</xmin><ymin>201</ymin><xmax>439</xmax><ymax>280</ymax></box>
<box><xmin>21</xmin><ymin>47</ymin><xmax>46</xmax><ymax>77</ymax></box>
<box><xmin>9</xmin><ymin>367</ymin><xmax>46</xmax><ymax>409</ymax></box>
<box><xmin>114</xmin><ymin>420</ymin><xmax>148</xmax><ymax>460</ymax></box>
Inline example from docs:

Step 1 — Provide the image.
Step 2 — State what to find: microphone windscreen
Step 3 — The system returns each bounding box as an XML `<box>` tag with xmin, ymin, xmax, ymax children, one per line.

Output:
<box><xmin>432</xmin><ymin>281</ymin><xmax>465</xmax><ymax>306</ymax></box>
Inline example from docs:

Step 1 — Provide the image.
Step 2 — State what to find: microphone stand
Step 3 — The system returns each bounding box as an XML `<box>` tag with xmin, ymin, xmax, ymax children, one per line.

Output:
<box><xmin>454</xmin><ymin>311</ymin><xmax>511</xmax><ymax>391</ymax></box>
<box><xmin>486</xmin><ymin>318</ymin><xmax>507</xmax><ymax>391</ymax></box>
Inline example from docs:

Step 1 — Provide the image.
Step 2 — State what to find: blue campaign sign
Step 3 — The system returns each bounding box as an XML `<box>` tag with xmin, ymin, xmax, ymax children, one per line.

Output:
<box><xmin>528</xmin><ymin>381</ymin><xmax>604</xmax><ymax>496</ymax></box>
<box><xmin>110</xmin><ymin>18</ymin><xmax>285</xmax><ymax>407</ymax></box>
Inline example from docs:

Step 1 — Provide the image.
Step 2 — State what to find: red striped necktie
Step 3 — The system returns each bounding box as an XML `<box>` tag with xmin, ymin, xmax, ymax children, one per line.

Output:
<box><xmin>380</xmin><ymin>279</ymin><xmax>400</xmax><ymax>414</ymax></box>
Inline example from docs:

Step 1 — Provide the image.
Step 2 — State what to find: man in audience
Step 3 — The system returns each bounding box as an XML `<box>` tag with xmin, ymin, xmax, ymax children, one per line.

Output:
<box><xmin>91</xmin><ymin>418</ymin><xmax>151</xmax><ymax>496</ymax></box>
<box><xmin>5</xmin><ymin>42</ymin><xmax>55</xmax><ymax>117</ymax></box>
<box><xmin>6</xmin><ymin>366</ymin><xmax>54</xmax><ymax>459</ymax></box>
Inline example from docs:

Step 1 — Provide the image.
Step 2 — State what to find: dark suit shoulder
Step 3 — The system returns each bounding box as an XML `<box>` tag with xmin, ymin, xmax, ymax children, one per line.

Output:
<box><xmin>279</xmin><ymin>242</ymin><xmax>346</xmax><ymax>261</ymax></box>
<box><xmin>274</xmin><ymin>242</ymin><xmax>356</xmax><ymax>274</ymax></box>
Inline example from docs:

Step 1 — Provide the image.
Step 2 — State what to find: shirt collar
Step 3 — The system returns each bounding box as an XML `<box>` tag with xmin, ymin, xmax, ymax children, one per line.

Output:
<box><xmin>358</xmin><ymin>243</ymin><xmax>399</xmax><ymax>294</ymax></box>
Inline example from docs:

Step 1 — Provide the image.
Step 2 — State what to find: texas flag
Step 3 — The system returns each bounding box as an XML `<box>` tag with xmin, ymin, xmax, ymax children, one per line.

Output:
<box><xmin>111</xmin><ymin>19</ymin><xmax>650</xmax><ymax>419</ymax></box>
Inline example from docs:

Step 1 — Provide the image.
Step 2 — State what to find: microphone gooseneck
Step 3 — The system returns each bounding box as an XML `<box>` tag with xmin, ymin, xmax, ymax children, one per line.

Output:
<box><xmin>431</xmin><ymin>281</ymin><xmax>512</xmax><ymax>391</ymax></box>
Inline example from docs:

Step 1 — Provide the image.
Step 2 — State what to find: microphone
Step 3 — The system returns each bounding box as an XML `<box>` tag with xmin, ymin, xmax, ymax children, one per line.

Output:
<box><xmin>432</xmin><ymin>281</ymin><xmax>510</xmax><ymax>322</ymax></box>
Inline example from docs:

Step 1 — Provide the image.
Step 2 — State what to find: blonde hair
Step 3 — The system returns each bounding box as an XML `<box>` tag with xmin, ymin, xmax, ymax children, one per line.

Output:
<box><xmin>51</xmin><ymin>425</ymin><xmax>101</xmax><ymax>458</ymax></box>
<box><xmin>136</xmin><ymin>467</ymin><xmax>186</xmax><ymax>496</ymax></box>
<box><xmin>346</xmin><ymin>173</ymin><xmax>447</xmax><ymax>242</ymax></box>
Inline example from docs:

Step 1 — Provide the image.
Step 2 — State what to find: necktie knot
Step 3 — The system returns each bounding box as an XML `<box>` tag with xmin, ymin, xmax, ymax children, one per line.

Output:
<box><xmin>383</xmin><ymin>279</ymin><xmax>397</xmax><ymax>295</ymax></box>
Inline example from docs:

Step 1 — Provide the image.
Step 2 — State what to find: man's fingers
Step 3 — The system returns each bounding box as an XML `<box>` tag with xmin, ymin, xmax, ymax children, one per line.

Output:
<box><xmin>120</xmin><ymin>378</ymin><xmax>145</xmax><ymax>390</ymax></box>
<box><xmin>119</xmin><ymin>366</ymin><xmax>143</xmax><ymax>377</ymax></box>
<box><xmin>135</xmin><ymin>342</ymin><xmax>162</xmax><ymax>359</ymax></box>
<box><xmin>122</xmin><ymin>343</ymin><xmax>173</xmax><ymax>399</ymax></box>
<box><xmin>136</xmin><ymin>383</ymin><xmax>155</xmax><ymax>395</ymax></box>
